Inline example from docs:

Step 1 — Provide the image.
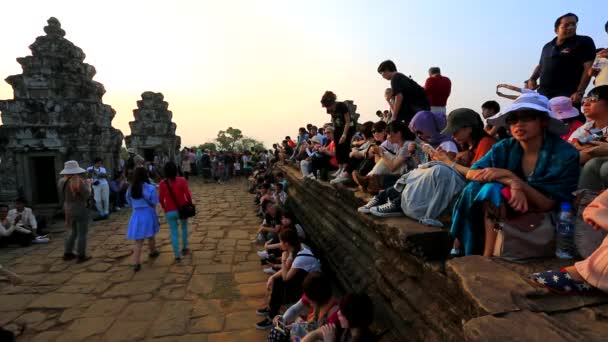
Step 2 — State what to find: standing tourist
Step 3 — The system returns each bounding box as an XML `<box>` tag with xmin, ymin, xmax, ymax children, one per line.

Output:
<box><xmin>159</xmin><ymin>161</ymin><xmax>193</xmax><ymax>262</ymax></box>
<box><xmin>126</xmin><ymin>167</ymin><xmax>160</xmax><ymax>272</ymax></box>
<box><xmin>58</xmin><ymin>161</ymin><xmax>92</xmax><ymax>263</ymax></box>
<box><xmin>377</xmin><ymin>59</ymin><xmax>430</xmax><ymax>124</ymax></box>
<box><xmin>589</xmin><ymin>21</ymin><xmax>608</xmax><ymax>87</ymax></box>
<box><xmin>424</xmin><ymin>66</ymin><xmax>452</xmax><ymax>115</ymax></box>
<box><xmin>87</xmin><ymin>157</ymin><xmax>110</xmax><ymax>220</ymax></box>
<box><xmin>181</xmin><ymin>148</ymin><xmax>192</xmax><ymax>179</ymax></box>
<box><xmin>527</xmin><ymin>13</ymin><xmax>596</xmax><ymax>104</ymax></box>
<box><xmin>320</xmin><ymin>91</ymin><xmax>356</xmax><ymax>178</ymax></box>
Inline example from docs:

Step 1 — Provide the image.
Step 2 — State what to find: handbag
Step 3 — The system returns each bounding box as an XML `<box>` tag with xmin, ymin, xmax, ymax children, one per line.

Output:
<box><xmin>164</xmin><ymin>179</ymin><xmax>196</xmax><ymax>219</ymax></box>
<box><xmin>267</xmin><ymin>319</ymin><xmax>290</xmax><ymax>342</ymax></box>
<box><xmin>493</xmin><ymin>212</ymin><xmax>556</xmax><ymax>261</ymax></box>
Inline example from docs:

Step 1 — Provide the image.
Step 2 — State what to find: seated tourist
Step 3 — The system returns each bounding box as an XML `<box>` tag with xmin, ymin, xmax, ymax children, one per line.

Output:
<box><xmin>256</xmin><ymin>229</ymin><xmax>321</xmax><ymax>330</ymax></box>
<box><xmin>109</xmin><ymin>172</ymin><xmax>129</xmax><ymax>210</ymax></box>
<box><xmin>569</xmin><ymin>86</ymin><xmax>608</xmax><ymax>191</ymax></box>
<box><xmin>279</xmin><ymin>140</ymin><xmax>294</xmax><ymax>164</ymax></box>
<box><xmin>0</xmin><ymin>204</ymin><xmax>36</xmax><ymax>247</ymax></box>
<box><xmin>275</xmin><ymin>272</ymin><xmax>340</xmax><ymax>339</ymax></box>
<box><xmin>548</xmin><ymin>96</ymin><xmax>584</xmax><ymax>141</ymax></box>
<box><xmin>7</xmin><ymin>198</ymin><xmax>38</xmax><ymax>235</ymax></box>
<box><xmin>481</xmin><ymin>100</ymin><xmax>509</xmax><ymax>140</ymax></box>
<box><xmin>352</xmin><ymin>121</ymin><xmax>417</xmax><ymax>194</ymax></box>
<box><xmin>291</xmin><ymin>127</ymin><xmax>310</xmax><ymax>161</ymax></box>
<box><xmin>276</xmin><ymin>172</ymin><xmax>288</xmax><ymax>192</ymax></box>
<box><xmin>302</xmin><ymin>293</ymin><xmax>375</xmax><ymax>342</ymax></box>
<box><xmin>255</xmin><ymin>201</ymin><xmax>282</xmax><ymax>244</ymax></box>
<box><xmin>530</xmin><ymin>188</ymin><xmax>608</xmax><ymax>294</ymax></box>
<box><xmin>450</xmin><ymin>93</ymin><xmax>579</xmax><ymax>256</ymax></box>
<box><xmin>309</xmin><ymin>127</ymin><xmax>339</xmax><ymax>180</ymax></box>
<box><xmin>409</xmin><ymin>110</ymin><xmax>458</xmax><ymax>160</ymax></box>
<box><xmin>272</xmin><ymin>183</ymin><xmax>288</xmax><ymax>206</ymax></box>
<box><xmin>359</xmin><ymin>109</ymin><xmax>496</xmax><ymax>222</ymax></box>
<box><xmin>331</xmin><ymin>121</ymin><xmax>375</xmax><ymax>185</ymax></box>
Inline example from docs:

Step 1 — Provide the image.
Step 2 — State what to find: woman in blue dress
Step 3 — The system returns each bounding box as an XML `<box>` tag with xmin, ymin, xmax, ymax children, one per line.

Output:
<box><xmin>127</xmin><ymin>167</ymin><xmax>160</xmax><ymax>272</ymax></box>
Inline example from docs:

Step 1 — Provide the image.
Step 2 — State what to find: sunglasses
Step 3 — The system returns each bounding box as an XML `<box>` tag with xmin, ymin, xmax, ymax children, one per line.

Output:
<box><xmin>583</xmin><ymin>95</ymin><xmax>600</xmax><ymax>104</ymax></box>
<box><xmin>505</xmin><ymin>112</ymin><xmax>539</xmax><ymax>125</ymax></box>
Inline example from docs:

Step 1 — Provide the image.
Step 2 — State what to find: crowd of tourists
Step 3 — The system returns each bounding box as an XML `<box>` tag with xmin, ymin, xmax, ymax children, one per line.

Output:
<box><xmin>274</xmin><ymin>13</ymin><xmax>608</xmax><ymax>299</ymax></box>
<box><xmin>247</xmin><ymin>167</ymin><xmax>378</xmax><ymax>341</ymax></box>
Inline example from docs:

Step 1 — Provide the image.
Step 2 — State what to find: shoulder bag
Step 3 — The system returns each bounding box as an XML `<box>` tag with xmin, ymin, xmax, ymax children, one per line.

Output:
<box><xmin>165</xmin><ymin>179</ymin><xmax>196</xmax><ymax>219</ymax></box>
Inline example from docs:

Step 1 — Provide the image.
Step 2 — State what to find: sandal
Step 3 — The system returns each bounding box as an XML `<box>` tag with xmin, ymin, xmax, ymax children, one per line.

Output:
<box><xmin>529</xmin><ymin>269</ymin><xmax>593</xmax><ymax>294</ymax></box>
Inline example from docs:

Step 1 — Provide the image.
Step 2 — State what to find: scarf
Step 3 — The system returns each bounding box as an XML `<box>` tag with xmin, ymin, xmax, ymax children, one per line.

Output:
<box><xmin>450</xmin><ymin>133</ymin><xmax>580</xmax><ymax>255</ymax></box>
<box><xmin>408</xmin><ymin>110</ymin><xmax>450</xmax><ymax>146</ymax></box>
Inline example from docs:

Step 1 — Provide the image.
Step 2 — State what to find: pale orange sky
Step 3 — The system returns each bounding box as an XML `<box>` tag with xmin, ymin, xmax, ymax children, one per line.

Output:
<box><xmin>2</xmin><ymin>1</ymin><xmax>607</xmax><ymax>148</ymax></box>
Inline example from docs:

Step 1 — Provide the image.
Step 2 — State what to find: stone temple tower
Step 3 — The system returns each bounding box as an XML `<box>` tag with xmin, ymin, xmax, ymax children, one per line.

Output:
<box><xmin>0</xmin><ymin>17</ymin><xmax>123</xmax><ymax>206</ymax></box>
<box><xmin>125</xmin><ymin>91</ymin><xmax>181</xmax><ymax>163</ymax></box>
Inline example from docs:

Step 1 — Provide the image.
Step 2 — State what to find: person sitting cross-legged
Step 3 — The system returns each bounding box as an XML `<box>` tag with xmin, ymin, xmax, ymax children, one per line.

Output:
<box><xmin>8</xmin><ymin>197</ymin><xmax>48</xmax><ymax>242</ymax></box>
<box><xmin>255</xmin><ymin>228</ymin><xmax>321</xmax><ymax>330</ymax></box>
<box><xmin>0</xmin><ymin>204</ymin><xmax>36</xmax><ymax>247</ymax></box>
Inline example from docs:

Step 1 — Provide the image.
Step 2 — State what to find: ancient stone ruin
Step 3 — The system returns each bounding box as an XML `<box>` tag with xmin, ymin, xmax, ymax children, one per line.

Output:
<box><xmin>0</xmin><ymin>17</ymin><xmax>123</xmax><ymax>206</ymax></box>
<box><xmin>125</xmin><ymin>91</ymin><xmax>181</xmax><ymax>163</ymax></box>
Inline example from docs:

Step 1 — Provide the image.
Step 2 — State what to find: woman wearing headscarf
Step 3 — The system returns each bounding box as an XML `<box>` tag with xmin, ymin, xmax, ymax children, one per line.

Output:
<box><xmin>449</xmin><ymin>93</ymin><xmax>579</xmax><ymax>257</ymax></box>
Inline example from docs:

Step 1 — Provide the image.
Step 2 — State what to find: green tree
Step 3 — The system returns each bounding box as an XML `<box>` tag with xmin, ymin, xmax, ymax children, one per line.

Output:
<box><xmin>198</xmin><ymin>142</ymin><xmax>217</xmax><ymax>152</ymax></box>
<box><xmin>215</xmin><ymin>127</ymin><xmax>243</xmax><ymax>151</ymax></box>
<box><xmin>236</xmin><ymin>137</ymin><xmax>265</xmax><ymax>151</ymax></box>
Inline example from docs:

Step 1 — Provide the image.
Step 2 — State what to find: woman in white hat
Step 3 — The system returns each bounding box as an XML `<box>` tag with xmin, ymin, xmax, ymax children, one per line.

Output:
<box><xmin>57</xmin><ymin>160</ymin><xmax>92</xmax><ymax>263</ymax></box>
<box><xmin>450</xmin><ymin>93</ymin><xmax>580</xmax><ymax>256</ymax></box>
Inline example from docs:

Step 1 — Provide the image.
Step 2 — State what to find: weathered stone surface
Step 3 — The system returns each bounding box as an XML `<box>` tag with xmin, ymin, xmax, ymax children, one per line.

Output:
<box><xmin>60</xmin><ymin>317</ymin><xmax>115</xmax><ymax>341</ymax></box>
<box><xmin>188</xmin><ymin>274</ymin><xmax>216</xmax><ymax>295</ymax></box>
<box><xmin>81</xmin><ymin>298</ymin><xmax>129</xmax><ymax>317</ymax></box>
<box><xmin>0</xmin><ymin>295</ymin><xmax>36</xmax><ymax>311</ymax></box>
<box><xmin>447</xmin><ymin>256</ymin><xmax>536</xmax><ymax>314</ymax></box>
<box><xmin>27</xmin><ymin>293</ymin><xmax>90</xmax><ymax>309</ymax></box>
<box><xmin>119</xmin><ymin>301</ymin><xmax>163</xmax><ymax>322</ymax></box>
<box><xmin>207</xmin><ymin>330</ymin><xmax>267</xmax><ymax>342</ymax></box>
<box><xmin>33</xmin><ymin>331</ymin><xmax>63</xmax><ymax>342</ymax></box>
<box><xmin>103</xmin><ymin>320</ymin><xmax>151</xmax><ymax>341</ymax></box>
<box><xmin>226</xmin><ymin>230</ymin><xmax>249</xmax><ymax>239</ymax></box>
<box><xmin>150</xmin><ymin>301</ymin><xmax>191</xmax><ymax>337</ymax></box>
<box><xmin>70</xmin><ymin>272</ymin><xmax>109</xmax><ymax>284</ymax></box>
<box><xmin>464</xmin><ymin>310</ymin><xmax>585</xmax><ymax>341</ymax></box>
<box><xmin>236</xmin><ymin>283</ymin><xmax>267</xmax><ymax>297</ymax></box>
<box><xmin>15</xmin><ymin>311</ymin><xmax>47</xmax><ymax>326</ymax></box>
<box><xmin>88</xmin><ymin>262</ymin><xmax>113</xmax><ymax>272</ymax></box>
<box><xmin>233</xmin><ymin>271</ymin><xmax>269</xmax><ymax>284</ymax></box>
<box><xmin>224</xmin><ymin>311</ymin><xmax>259</xmax><ymax>331</ymax></box>
<box><xmin>189</xmin><ymin>315</ymin><xmax>225</xmax><ymax>333</ymax></box>
<box><xmin>102</xmin><ymin>280</ymin><xmax>162</xmax><ymax>297</ymax></box>
<box><xmin>195</xmin><ymin>264</ymin><xmax>231</xmax><ymax>274</ymax></box>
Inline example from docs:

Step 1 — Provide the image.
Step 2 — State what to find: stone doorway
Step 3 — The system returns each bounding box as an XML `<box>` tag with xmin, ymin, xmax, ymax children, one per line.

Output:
<box><xmin>143</xmin><ymin>148</ymin><xmax>155</xmax><ymax>162</ymax></box>
<box><xmin>31</xmin><ymin>156</ymin><xmax>59</xmax><ymax>204</ymax></box>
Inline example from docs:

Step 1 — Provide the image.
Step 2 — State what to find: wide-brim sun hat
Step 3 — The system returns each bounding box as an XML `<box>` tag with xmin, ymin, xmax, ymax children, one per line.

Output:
<box><xmin>487</xmin><ymin>93</ymin><xmax>569</xmax><ymax>136</ymax></box>
<box><xmin>310</xmin><ymin>136</ymin><xmax>322</xmax><ymax>145</ymax></box>
<box><xmin>59</xmin><ymin>160</ymin><xmax>86</xmax><ymax>175</ymax></box>
<box><xmin>549</xmin><ymin>96</ymin><xmax>579</xmax><ymax>120</ymax></box>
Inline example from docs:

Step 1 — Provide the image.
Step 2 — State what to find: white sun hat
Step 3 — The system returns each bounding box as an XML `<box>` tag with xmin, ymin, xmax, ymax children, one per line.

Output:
<box><xmin>487</xmin><ymin>93</ymin><xmax>568</xmax><ymax>136</ymax></box>
<box><xmin>549</xmin><ymin>96</ymin><xmax>580</xmax><ymax>120</ymax></box>
<box><xmin>59</xmin><ymin>160</ymin><xmax>86</xmax><ymax>175</ymax></box>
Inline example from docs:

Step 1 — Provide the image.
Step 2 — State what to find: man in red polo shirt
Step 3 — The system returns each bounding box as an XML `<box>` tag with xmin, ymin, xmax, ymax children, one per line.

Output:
<box><xmin>424</xmin><ymin>67</ymin><xmax>452</xmax><ymax>115</ymax></box>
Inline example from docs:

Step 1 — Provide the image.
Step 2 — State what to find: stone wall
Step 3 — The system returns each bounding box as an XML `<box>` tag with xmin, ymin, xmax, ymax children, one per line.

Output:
<box><xmin>281</xmin><ymin>166</ymin><xmax>608</xmax><ymax>341</ymax></box>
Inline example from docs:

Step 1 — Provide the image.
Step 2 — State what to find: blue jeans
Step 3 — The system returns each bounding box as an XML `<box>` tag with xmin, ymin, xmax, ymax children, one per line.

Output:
<box><xmin>166</xmin><ymin>210</ymin><xmax>189</xmax><ymax>258</ymax></box>
<box><xmin>65</xmin><ymin>217</ymin><xmax>89</xmax><ymax>256</ymax></box>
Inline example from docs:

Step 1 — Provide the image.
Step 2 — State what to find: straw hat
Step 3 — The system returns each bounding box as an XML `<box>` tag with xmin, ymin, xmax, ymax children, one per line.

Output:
<box><xmin>59</xmin><ymin>160</ymin><xmax>86</xmax><ymax>175</ymax></box>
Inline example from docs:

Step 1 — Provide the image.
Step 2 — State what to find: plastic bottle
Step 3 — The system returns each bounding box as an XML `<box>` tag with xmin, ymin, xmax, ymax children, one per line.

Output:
<box><xmin>555</xmin><ymin>202</ymin><xmax>575</xmax><ymax>259</ymax></box>
<box><xmin>316</xmin><ymin>170</ymin><xmax>321</xmax><ymax>179</ymax></box>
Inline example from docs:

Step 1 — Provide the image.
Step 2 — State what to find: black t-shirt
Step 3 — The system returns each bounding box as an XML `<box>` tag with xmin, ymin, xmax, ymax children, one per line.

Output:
<box><xmin>391</xmin><ymin>73</ymin><xmax>430</xmax><ymax>124</ymax></box>
<box><xmin>332</xmin><ymin>102</ymin><xmax>349</xmax><ymax>129</ymax></box>
<box><xmin>538</xmin><ymin>35</ymin><xmax>596</xmax><ymax>98</ymax></box>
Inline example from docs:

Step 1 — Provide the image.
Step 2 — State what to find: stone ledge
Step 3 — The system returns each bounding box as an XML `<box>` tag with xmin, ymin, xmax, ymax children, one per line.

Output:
<box><xmin>280</xmin><ymin>165</ymin><xmax>608</xmax><ymax>341</ymax></box>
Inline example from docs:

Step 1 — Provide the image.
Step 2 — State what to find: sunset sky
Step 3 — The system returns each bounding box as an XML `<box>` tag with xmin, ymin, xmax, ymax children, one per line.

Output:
<box><xmin>1</xmin><ymin>0</ymin><xmax>607</xmax><ymax>148</ymax></box>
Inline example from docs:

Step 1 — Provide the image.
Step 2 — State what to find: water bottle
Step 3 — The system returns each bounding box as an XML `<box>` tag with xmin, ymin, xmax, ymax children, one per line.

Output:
<box><xmin>555</xmin><ymin>202</ymin><xmax>575</xmax><ymax>259</ymax></box>
<box><xmin>316</xmin><ymin>170</ymin><xmax>320</xmax><ymax>179</ymax></box>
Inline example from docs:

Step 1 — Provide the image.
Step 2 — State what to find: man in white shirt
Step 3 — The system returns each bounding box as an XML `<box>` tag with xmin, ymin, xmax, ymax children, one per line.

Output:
<box><xmin>7</xmin><ymin>197</ymin><xmax>37</xmax><ymax>235</ymax></box>
<box><xmin>87</xmin><ymin>157</ymin><xmax>110</xmax><ymax>219</ymax></box>
<box><xmin>0</xmin><ymin>204</ymin><xmax>35</xmax><ymax>247</ymax></box>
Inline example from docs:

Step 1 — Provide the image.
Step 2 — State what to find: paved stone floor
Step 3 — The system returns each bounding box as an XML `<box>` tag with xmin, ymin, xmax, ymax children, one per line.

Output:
<box><xmin>0</xmin><ymin>178</ymin><xmax>269</xmax><ymax>341</ymax></box>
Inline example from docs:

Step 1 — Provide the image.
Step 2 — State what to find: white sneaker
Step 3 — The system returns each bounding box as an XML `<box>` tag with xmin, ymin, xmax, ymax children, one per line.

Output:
<box><xmin>330</xmin><ymin>172</ymin><xmax>351</xmax><ymax>184</ymax></box>
<box><xmin>257</xmin><ymin>250</ymin><xmax>269</xmax><ymax>259</ymax></box>
<box><xmin>263</xmin><ymin>267</ymin><xmax>277</xmax><ymax>275</ymax></box>
<box><xmin>305</xmin><ymin>174</ymin><xmax>316</xmax><ymax>180</ymax></box>
<box><xmin>331</xmin><ymin>167</ymin><xmax>343</xmax><ymax>177</ymax></box>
